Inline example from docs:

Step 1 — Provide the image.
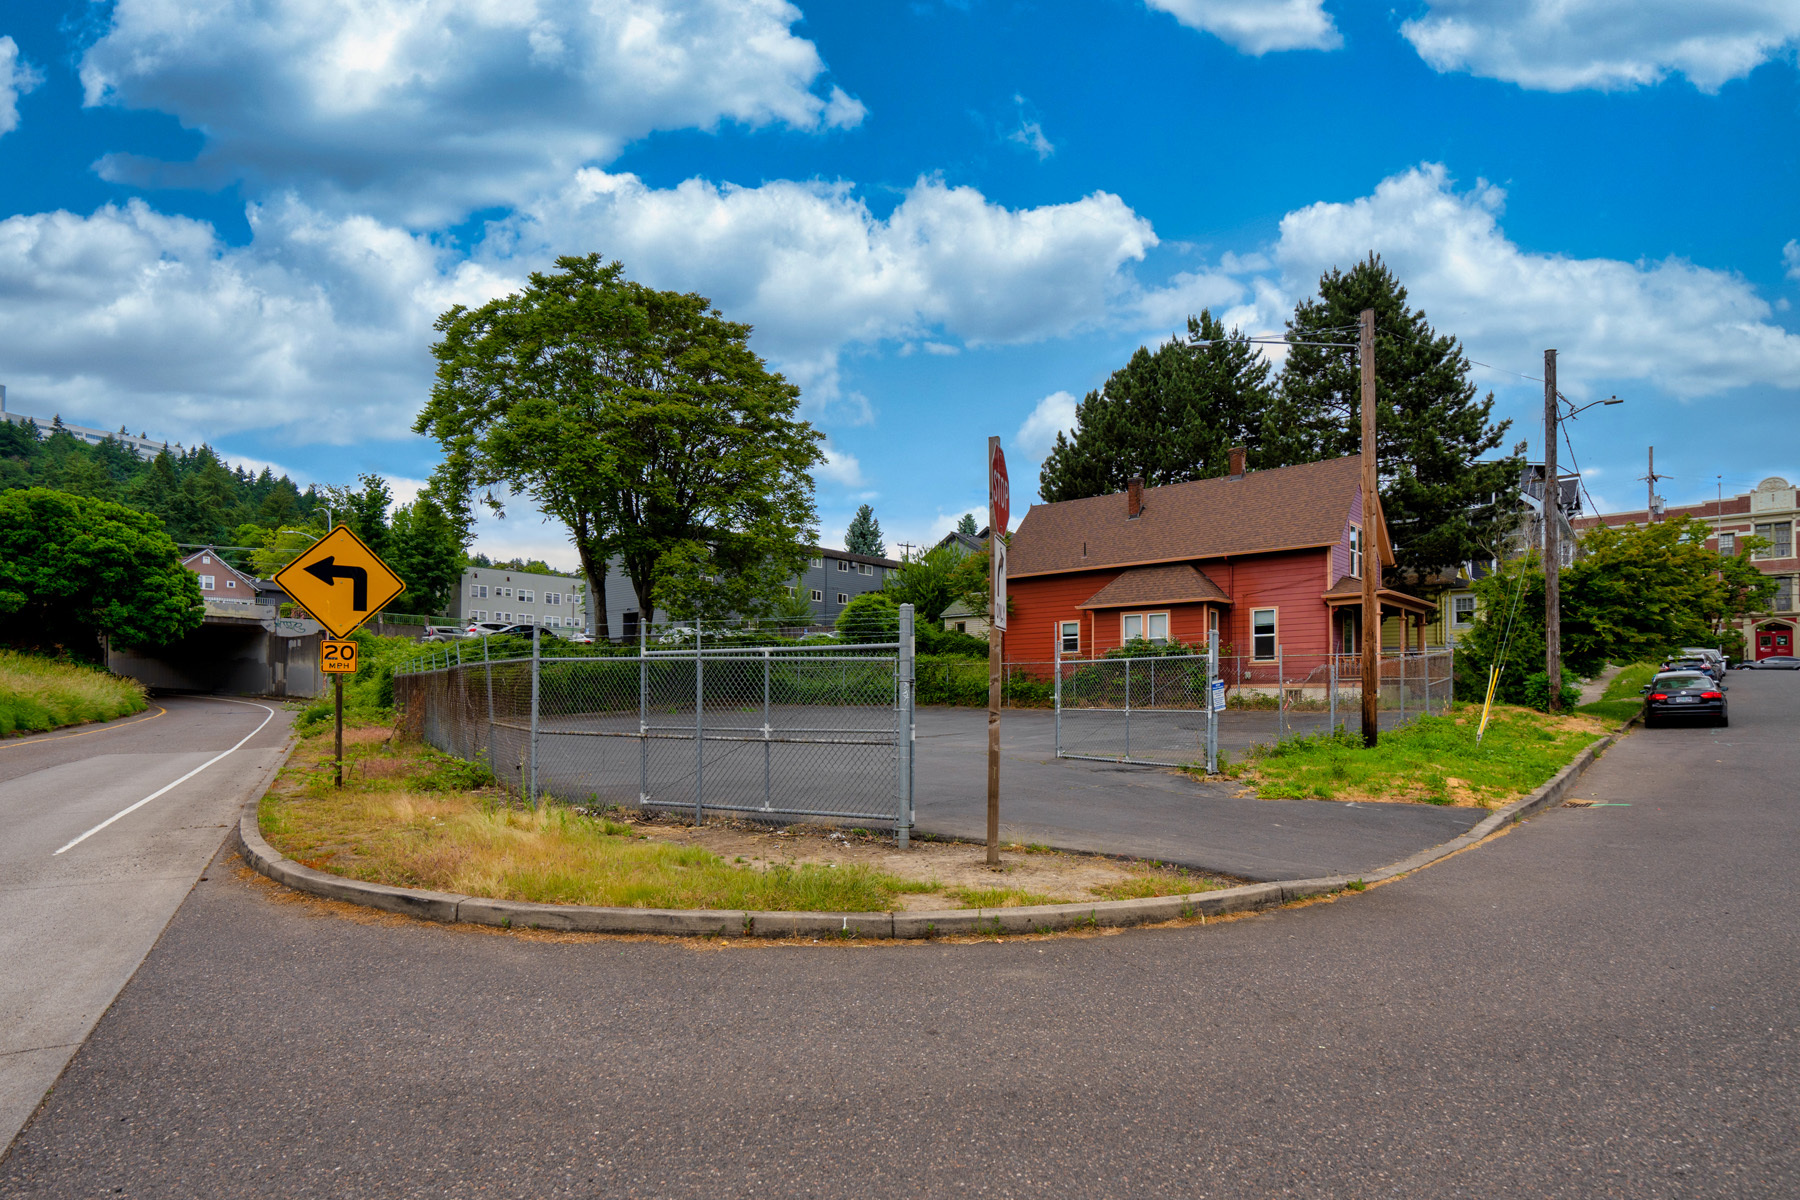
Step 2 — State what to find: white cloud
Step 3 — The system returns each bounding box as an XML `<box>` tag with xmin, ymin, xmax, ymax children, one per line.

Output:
<box><xmin>0</xmin><ymin>36</ymin><xmax>43</xmax><ymax>135</ymax></box>
<box><xmin>78</xmin><ymin>0</ymin><xmax>864</xmax><ymax>223</ymax></box>
<box><xmin>1400</xmin><ymin>0</ymin><xmax>1800</xmax><ymax>92</ymax></box>
<box><xmin>0</xmin><ymin>197</ymin><xmax>509</xmax><ymax>445</ymax></box>
<box><xmin>1785</xmin><ymin>239</ymin><xmax>1800</xmax><ymax>280</ymax></box>
<box><xmin>1015</xmin><ymin>390</ymin><xmax>1079</xmax><ymax>463</ymax></box>
<box><xmin>489</xmin><ymin>170</ymin><xmax>1157</xmax><ymax>408</ymax></box>
<box><xmin>1270</xmin><ymin>163</ymin><xmax>1800</xmax><ymax>399</ymax></box>
<box><xmin>1010</xmin><ymin>119</ymin><xmax>1055</xmax><ymax>160</ymax></box>
<box><xmin>816</xmin><ymin>445</ymin><xmax>866</xmax><ymax>488</ymax></box>
<box><xmin>1143</xmin><ymin>0</ymin><xmax>1341</xmax><ymax>54</ymax></box>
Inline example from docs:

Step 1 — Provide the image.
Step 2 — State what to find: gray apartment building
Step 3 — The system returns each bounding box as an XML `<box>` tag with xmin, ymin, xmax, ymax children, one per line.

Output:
<box><xmin>452</xmin><ymin>565</ymin><xmax>592</xmax><ymax>630</ymax></box>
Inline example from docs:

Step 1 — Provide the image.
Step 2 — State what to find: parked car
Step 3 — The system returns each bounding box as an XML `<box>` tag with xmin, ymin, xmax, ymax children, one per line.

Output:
<box><xmin>1641</xmin><ymin>670</ymin><xmax>1728</xmax><ymax>727</ymax></box>
<box><xmin>1741</xmin><ymin>655</ymin><xmax>1800</xmax><ymax>670</ymax></box>
<box><xmin>490</xmin><ymin>622</ymin><xmax>565</xmax><ymax>640</ymax></box>
<box><xmin>1680</xmin><ymin>648</ymin><xmax>1727</xmax><ymax>674</ymax></box>
<box><xmin>420</xmin><ymin>625</ymin><xmax>470</xmax><ymax>643</ymax></box>
<box><xmin>562</xmin><ymin>630</ymin><xmax>594</xmax><ymax>644</ymax></box>
<box><xmin>464</xmin><ymin>621</ymin><xmax>512</xmax><ymax>637</ymax></box>
<box><xmin>1662</xmin><ymin>656</ymin><xmax>1726</xmax><ymax>686</ymax></box>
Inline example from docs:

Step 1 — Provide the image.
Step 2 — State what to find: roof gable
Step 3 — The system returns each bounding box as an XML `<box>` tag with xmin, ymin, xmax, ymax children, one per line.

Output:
<box><xmin>1077</xmin><ymin>563</ymin><xmax>1230</xmax><ymax>609</ymax></box>
<box><xmin>182</xmin><ymin>547</ymin><xmax>258</xmax><ymax>589</ymax></box>
<box><xmin>1011</xmin><ymin>455</ymin><xmax>1364</xmax><ymax>577</ymax></box>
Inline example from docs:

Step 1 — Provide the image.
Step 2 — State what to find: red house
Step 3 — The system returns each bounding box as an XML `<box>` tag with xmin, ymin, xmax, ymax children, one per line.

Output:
<box><xmin>1006</xmin><ymin>451</ymin><xmax>1436</xmax><ymax>666</ymax></box>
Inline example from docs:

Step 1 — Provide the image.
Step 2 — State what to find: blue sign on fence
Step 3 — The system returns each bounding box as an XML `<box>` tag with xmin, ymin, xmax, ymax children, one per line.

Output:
<box><xmin>1210</xmin><ymin>678</ymin><xmax>1226</xmax><ymax>713</ymax></box>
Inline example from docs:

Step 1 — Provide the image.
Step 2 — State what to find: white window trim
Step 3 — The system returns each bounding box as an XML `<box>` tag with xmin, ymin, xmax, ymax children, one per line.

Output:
<box><xmin>837</xmin><ymin>592</ymin><xmax>849</xmax><ymax>604</ymax></box>
<box><xmin>1058</xmin><ymin>620</ymin><xmax>1080</xmax><ymax>655</ymax></box>
<box><xmin>1121</xmin><ymin>610</ymin><xmax>1170</xmax><ymax>646</ymax></box>
<box><xmin>1348</xmin><ymin>523</ymin><xmax>1364</xmax><ymax>579</ymax></box>
<box><xmin>810</xmin><ymin>588</ymin><xmax>823</xmax><ymax>602</ymax></box>
<box><xmin>838</xmin><ymin>559</ymin><xmax>850</xmax><ymax>572</ymax></box>
<box><xmin>1452</xmin><ymin>595</ymin><xmax>1477</xmax><ymax>627</ymax></box>
<box><xmin>225</xmin><ymin>579</ymin><xmax>236</xmax><ymax>588</ymax></box>
<box><xmin>1251</xmin><ymin>607</ymin><xmax>1278</xmax><ymax>661</ymax></box>
<box><xmin>198</xmin><ymin>575</ymin><xmax>215</xmax><ymax>590</ymax></box>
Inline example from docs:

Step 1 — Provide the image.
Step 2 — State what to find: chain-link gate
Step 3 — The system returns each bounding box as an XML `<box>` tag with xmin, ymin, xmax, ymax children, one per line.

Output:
<box><xmin>396</xmin><ymin>607</ymin><xmax>918</xmax><ymax>843</ymax></box>
<box><xmin>1054</xmin><ymin>645</ymin><xmax>1219</xmax><ymax>770</ymax></box>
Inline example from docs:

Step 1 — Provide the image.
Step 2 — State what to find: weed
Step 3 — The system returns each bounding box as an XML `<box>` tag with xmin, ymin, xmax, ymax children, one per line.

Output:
<box><xmin>0</xmin><ymin>650</ymin><xmax>147</xmax><ymax>737</ymax></box>
<box><xmin>1346</xmin><ymin>879</ymin><xmax>1368</xmax><ymax>892</ymax></box>
<box><xmin>949</xmin><ymin>885</ymin><xmax>1065</xmax><ymax>909</ymax></box>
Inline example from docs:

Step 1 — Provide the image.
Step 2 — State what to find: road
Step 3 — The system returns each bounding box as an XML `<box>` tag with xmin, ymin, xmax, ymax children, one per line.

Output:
<box><xmin>3</xmin><ymin>675</ymin><xmax>1796</xmax><ymax>1197</ymax></box>
<box><xmin>0</xmin><ymin>695</ymin><xmax>292</xmax><ymax>1156</ymax></box>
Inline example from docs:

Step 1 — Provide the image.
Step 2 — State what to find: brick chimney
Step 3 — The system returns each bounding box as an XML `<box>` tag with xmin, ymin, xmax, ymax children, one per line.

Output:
<box><xmin>1228</xmin><ymin>446</ymin><xmax>1247</xmax><ymax>478</ymax></box>
<box><xmin>1127</xmin><ymin>476</ymin><xmax>1144</xmax><ymax>519</ymax></box>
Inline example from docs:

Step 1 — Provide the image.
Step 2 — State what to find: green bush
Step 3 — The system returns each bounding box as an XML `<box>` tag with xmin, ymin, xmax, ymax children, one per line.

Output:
<box><xmin>1519</xmin><ymin>671</ymin><xmax>1582</xmax><ymax>713</ymax></box>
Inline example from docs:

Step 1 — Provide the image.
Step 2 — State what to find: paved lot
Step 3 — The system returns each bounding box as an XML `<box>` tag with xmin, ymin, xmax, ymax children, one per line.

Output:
<box><xmin>4</xmin><ymin>674</ymin><xmax>1794</xmax><ymax>1197</ymax></box>
<box><xmin>0</xmin><ymin>696</ymin><xmax>292</xmax><ymax>1155</ymax></box>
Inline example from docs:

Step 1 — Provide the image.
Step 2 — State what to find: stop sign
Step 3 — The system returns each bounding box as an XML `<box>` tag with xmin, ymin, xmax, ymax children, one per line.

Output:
<box><xmin>989</xmin><ymin>441</ymin><xmax>1010</xmax><ymax>534</ymax></box>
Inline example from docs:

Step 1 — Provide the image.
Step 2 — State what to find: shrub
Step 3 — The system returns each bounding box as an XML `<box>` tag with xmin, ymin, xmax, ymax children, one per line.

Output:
<box><xmin>1519</xmin><ymin>672</ymin><xmax>1581</xmax><ymax>713</ymax></box>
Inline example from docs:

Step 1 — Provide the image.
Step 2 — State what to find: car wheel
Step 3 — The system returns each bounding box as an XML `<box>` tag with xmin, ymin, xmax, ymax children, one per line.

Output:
<box><xmin>1717</xmin><ymin>714</ymin><xmax>1730</xmax><ymax>728</ymax></box>
<box><xmin>1642</xmin><ymin>715</ymin><xmax>1657</xmax><ymax>729</ymax></box>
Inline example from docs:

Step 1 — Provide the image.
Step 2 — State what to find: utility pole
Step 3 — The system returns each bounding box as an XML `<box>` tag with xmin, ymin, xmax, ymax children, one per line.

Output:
<box><xmin>1359</xmin><ymin>309</ymin><xmax>1379</xmax><ymax>748</ymax></box>
<box><xmin>1543</xmin><ymin>350</ymin><xmax>1561</xmax><ymax>711</ymax></box>
<box><xmin>1642</xmin><ymin>447</ymin><xmax>1670</xmax><ymax>522</ymax></box>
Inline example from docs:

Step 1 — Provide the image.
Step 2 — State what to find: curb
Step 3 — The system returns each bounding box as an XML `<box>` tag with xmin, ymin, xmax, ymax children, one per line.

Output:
<box><xmin>235</xmin><ymin>721</ymin><xmax>1631</xmax><ymax>939</ymax></box>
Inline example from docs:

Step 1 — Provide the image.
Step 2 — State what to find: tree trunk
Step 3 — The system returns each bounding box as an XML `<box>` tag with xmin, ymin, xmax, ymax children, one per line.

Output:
<box><xmin>571</xmin><ymin>524</ymin><xmax>611</xmax><ymax>643</ymax></box>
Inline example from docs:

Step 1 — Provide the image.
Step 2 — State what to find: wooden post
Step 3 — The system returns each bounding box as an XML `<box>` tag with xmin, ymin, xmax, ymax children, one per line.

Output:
<box><xmin>334</xmin><ymin>672</ymin><xmax>344</xmax><ymax>788</ymax></box>
<box><xmin>986</xmin><ymin>436</ymin><xmax>1003</xmax><ymax>867</ymax></box>
<box><xmin>1544</xmin><ymin>349</ymin><xmax>1561</xmax><ymax>710</ymax></box>
<box><xmin>1359</xmin><ymin>309</ymin><xmax>1379</xmax><ymax>747</ymax></box>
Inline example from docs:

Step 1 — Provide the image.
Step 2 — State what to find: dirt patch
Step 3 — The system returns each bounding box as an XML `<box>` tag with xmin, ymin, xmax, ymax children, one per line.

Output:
<box><xmin>581</xmin><ymin>812</ymin><xmax>1236</xmax><ymax>909</ymax></box>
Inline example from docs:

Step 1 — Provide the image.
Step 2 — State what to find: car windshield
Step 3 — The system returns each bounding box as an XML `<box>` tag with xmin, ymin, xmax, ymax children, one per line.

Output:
<box><xmin>1653</xmin><ymin>674</ymin><xmax>1708</xmax><ymax>690</ymax></box>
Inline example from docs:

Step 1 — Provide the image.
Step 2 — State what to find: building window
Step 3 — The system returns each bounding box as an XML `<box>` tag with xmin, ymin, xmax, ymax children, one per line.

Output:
<box><xmin>1251</xmin><ymin>608</ymin><xmax>1277</xmax><ymax>660</ymax></box>
<box><xmin>1776</xmin><ymin>576</ymin><xmax>1796</xmax><ymax>612</ymax></box>
<box><xmin>471</xmin><ymin>583</ymin><xmax>481</xmax><ymax>597</ymax></box>
<box><xmin>520</xmin><ymin>589</ymin><xmax>534</xmax><ymax>603</ymax></box>
<box><xmin>1059</xmin><ymin>621</ymin><xmax>1080</xmax><ymax>654</ymax></box>
<box><xmin>955</xmin><ymin>622</ymin><xmax>967</xmax><ymax>633</ymax></box>
<box><xmin>198</xmin><ymin>575</ymin><xmax>215</xmax><ymax>590</ymax></box>
<box><xmin>1349</xmin><ymin>524</ymin><xmax>1363</xmax><ymax>578</ymax></box>
<box><xmin>1121</xmin><ymin>612</ymin><xmax>1169</xmax><ymax>645</ymax></box>
<box><xmin>225</xmin><ymin>579</ymin><xmax>236</xmax><ymax>588</ymax></box>
<box><xmin>1340</xmin><ymin>611</ymin><xmax>1359</xmax><ymax>655</ymax></box>
<box><xmin>810</xmin><ymin>589</ymin><xmax>823</xmax><ymax>602</ymax></box>
<box><xmin>837</xmin><ymin>592</ymin><xmax>849</xmax><ymax>605</ymax></box>
<box><xmin>838</xmin><ymin>559</ymin><xmax>850</xmax><ymax>572</ymax></box>
<box><xmin>1719</xmin><ymin>532</ymin><xmax>1736</xmax><ymax>555</ymax></box>
<box><xmin>810</xmin><ymin>556</ymin><xmax>823</xmax><ymax>568</ymax></box>
<box><xmin>859</xmin><ymin>562</ymin><xmax>873</xmax><ymax>575</ymax></box>
<box><xmin>1754</xmin><ymin>521</ymin><xmax>1792</xmax><ymax>559</ymax></box>
<box><xmin>1452</xmin><ymin>595</ymin><xmax>1477</xmax><ymax>627</ymax></box>
<box><xmin>201</xmin><ymin>554</ymin><xmax>211</xmax><ymax>565</ymax></box>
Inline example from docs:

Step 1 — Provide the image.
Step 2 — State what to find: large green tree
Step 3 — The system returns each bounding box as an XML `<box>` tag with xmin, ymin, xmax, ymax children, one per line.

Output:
<box><xmin>845</xmin><ymin>504</ymin><xmax>885</xmax><ymax>556</ymax></box>
<box><xmin>0</xmin><ymin>488</ymin><xmax>203</xmax><ymax>659</ymax></box>
<box><xmin>1039</xmin><ymin>310</ymin><xmax>1288</xmax><ymax>502</ymax></box>
<box><xmin>1280</xmin><ymin>255</ymin><xmax>1521</xmax><ymax>589</ymax></box>
<box><xmin>387</xmin><ymin>491</ymin><xmax>468</xmax><ymax>615</ymax></box>
<box><xmin>417</xmin><ymin>254</ymin><xmax>824</xmax><ymax>631</ymax></box>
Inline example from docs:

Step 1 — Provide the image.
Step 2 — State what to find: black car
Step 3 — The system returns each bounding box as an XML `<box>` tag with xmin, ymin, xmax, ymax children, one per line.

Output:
<box><xmin>1642</xmin><ymin>671</ymin><xmax>1728</xmax><ymax>727</ymax></box>
<box><xmin>491</xmin><ymin>623</ymin><xmax>564</xmax><ymax>640</ymax></box>
<box><xmin>1662</xmin><ymin>656</ymin><xmax>1727</xmax><ymax>686</ymax></box>
<box><xmin>1741</xmin><ymin>655</ymin><xmax>1800</xmax><ymax>670</ymax></box>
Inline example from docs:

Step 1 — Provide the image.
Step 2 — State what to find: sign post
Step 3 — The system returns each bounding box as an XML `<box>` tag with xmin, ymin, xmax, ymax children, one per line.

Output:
<box><xmin>986</xmin><ymin>436</ymin><xmax>1009</xmax><ymax>867</ymax></box>
<box><xmin>276</xmin><ymin>525</ymin><xmax>407</xmax><ymax>787</ymax></box>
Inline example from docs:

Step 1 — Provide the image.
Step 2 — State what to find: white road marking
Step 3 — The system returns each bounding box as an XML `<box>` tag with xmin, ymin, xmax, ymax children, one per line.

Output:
<box><xmin>52</xmin><ymin>697</ymin><xmax>277</xmax><ymax>856</ymax></box>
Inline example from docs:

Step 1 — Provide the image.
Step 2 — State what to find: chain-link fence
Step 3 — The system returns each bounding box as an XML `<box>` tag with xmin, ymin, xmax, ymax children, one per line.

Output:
<box><xmin>395</xmin><ymin>609</ymin><xmax>918</xmax><ymax>842</ymax></box>
<box><xmin>1052</xmin><ymin>646</ymin><xmax>1454</xmax><ymax>769</ymax></box>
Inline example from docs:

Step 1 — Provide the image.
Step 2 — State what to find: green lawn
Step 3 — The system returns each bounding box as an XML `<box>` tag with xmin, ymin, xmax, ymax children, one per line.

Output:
<box><xmin>1575</xmin><ymin>661</ymin><xmax>1656</xmax><ymax>725</ymax></box>
<box><xmin>0</xmin><ymin>650</ymin><xmax>148</xmax><ymax>737</ymax></box>
<box><xmin>1231</xmin><ymin>703</ymin><xmax>1610</xmax><ymax>807</ymax></box>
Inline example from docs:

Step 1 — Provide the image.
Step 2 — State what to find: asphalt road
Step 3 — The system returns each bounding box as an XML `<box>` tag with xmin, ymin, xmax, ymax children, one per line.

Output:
<box><xmin>3</xmin><ymin>674</ymin><xmax>1796</xmax><ymax>1197</ymax></box>
<box><xmin>0</xmin><ymin>695</ymin><xmax>292</xmax><ymax>1156</ymax></box>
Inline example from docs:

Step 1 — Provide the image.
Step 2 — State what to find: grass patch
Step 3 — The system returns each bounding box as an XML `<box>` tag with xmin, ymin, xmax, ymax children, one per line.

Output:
<box><xmin>945</xmin><ymin>885</ymin><xmax>1068</xmax><ymax>908</ymax></box>
<box><xmin>1087</xmin><ymin>867</ymin><xmax>1223</xmax><ymax>901</ymax></box>
<box><xmin>1227</xmin><ymin>702</ymin><xmax>1608</xmax><ymax>807</ymax></box>
<box><xmin>1576</xmin><ymin>662</ymin><xmax>1655</xmax><ymax>725</ymax></box>
<box><xmin>1576</xmin><ymin>699</ymin><xmax>1642</xmax><ymax>724</ymax></box>
<box><xmin>0</xmin><ymin>650</ymin><xmax>147</xmax><ymax>737</ymax></box>
<box><xmin>265</xmin><ymin>722</ymin><xmax>948</xmax><ymax>912</ymax></box>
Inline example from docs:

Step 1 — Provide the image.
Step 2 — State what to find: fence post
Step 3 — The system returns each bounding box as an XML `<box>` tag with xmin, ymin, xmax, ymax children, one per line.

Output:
<box><xmin>483</xmin><ymin>635</ymin><xmax>495</xmax><ymax>779</ymax></box>
<box><xmin>762</xmin><ymin>647</ymin><xmax>772</xmax><ymax>814</ymax></box>
<box><xmin>694</xmin><ymin>620</ymin><xmax>705</xmax><ymax>826</ymax></box>
<box><xmin>528</xmin><ymin>625</ymin><xmax>540</xmax><ymax>808</ymax></box>
<box><xmin>1053</xmin><ymin>633</ymin><xmax>1062</xmax><ymax>759</ymax></box>
<box><xmin>1206</xmin><ymin>639</ymin><xmax>1218</xmax><ymax>774</ymax></box>
<box><xmin>1329</xmin><ymin>652</ymin><xmax>1338</xmax><ymax>732</ymax></box>
<box><xmin>898</xmin><ymin>603</ymin><xmax>914</xmax><ymax>849</ymax></box>
<box><xmin>1398</xmin><ymin>647</ymin><xmax>1406</xmax><ymax>724</ymax></box>
<box><xmin>639</xmin><ymin>616</ymin><xmax>649</xmax><ymax>807</ymax></box>
<box><xmin>1123</xmin><ymin>657</ymin><xmax>1132</xmax><ymax>761</ymax></box>
<box><xmin>1277</xmin><ymin>646</ymin><xmax>1285</xmax><ymax>741</ymax></box>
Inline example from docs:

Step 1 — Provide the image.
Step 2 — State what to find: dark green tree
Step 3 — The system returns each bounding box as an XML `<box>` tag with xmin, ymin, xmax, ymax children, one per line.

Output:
<box><xmin>0</xmin><ymin>488</ymin><xmax>204</xmax><ymax>659</ymax></box>
<box><xmin>845</xmin><ymin>504</ymin><xmax>885</xmax><ymax>556</ymax></box>
<box><xmin>956</xmin><ymin>512</ymin><xmax>979</xmax><ymax>538</ymax></box>
<box><xmin>1279</xmin><ymin>255</ymin><xmax>1521</xmax><ymax>590</ymax></box>
<box><xmin>1039</xmin><ymin>310</ymin><xmax>1287</xmax><ymax>502</ymax></box>
<box><xmin>417</xmin><ymin>254</ymin><xmax>824</xmax><ymax>631</ymax></box>
<box><xmin>387</xmin><ymin>491</ymin><xmax>467</xmax><ymax>615</ymax></box>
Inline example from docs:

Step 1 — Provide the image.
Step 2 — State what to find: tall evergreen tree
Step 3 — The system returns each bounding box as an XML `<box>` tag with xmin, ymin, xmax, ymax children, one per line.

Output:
<box><xmin>1038</xmin><ymin>310</ymin><xmax>1285</xmax><ymax>502</ymax></box>
<box><xmin>388</xmin><ymin>492</ymin><xmax>467</xmax><ymax>615</ymax></box>
<box><xmin>845</xmin><ymin>504</ymin><xmax>885</xmax><ymax>556</ymax></box>
<box><xmin>956</xmin><ymin>512</ymin><xmax>979</xmax><ymax>538</ymax></box>
<box><xmin>1279</xmin><ymin>255</ymin><xmax>1521</xmax><ymax>589</ymax></box>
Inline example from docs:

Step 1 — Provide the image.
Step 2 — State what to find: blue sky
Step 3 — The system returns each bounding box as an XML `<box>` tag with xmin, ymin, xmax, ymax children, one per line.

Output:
<box><xmin>1</xmin><ymin>0</ymin><xmax>1797</xmax><ymax>569</ymax></box>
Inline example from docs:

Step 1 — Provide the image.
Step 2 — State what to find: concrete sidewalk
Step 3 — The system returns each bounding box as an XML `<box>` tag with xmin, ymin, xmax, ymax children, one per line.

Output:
<box><xmin>910</xmin><ymin>707</ymin><xmax>1484</xmax><ymax>881</ymax></box>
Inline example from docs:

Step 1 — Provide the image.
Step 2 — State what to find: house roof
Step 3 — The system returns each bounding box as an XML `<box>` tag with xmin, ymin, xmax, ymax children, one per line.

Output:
<box><xmin>181</xmin><ymin>546</ymin><xmax>258</xmax><ymax>588</ymax></box>
<box><xmin>1077</xmin><ymin>563</ymin><xmax>1230</xmax><ymax>609</ymax></box>
<box><xmin>941</xmin><ymin>599</ymin><xmax>979</xmax><ymax>618</ymax></box>
<box><xmin>1321</xmin><ymin>574</ymin><xmax>1437</xmax><ymax>616</ymax></box>
<box><xmin>1010</xmin><ymin>455</ymin><xmax>1365</xmax><ymax>578</ymax></box>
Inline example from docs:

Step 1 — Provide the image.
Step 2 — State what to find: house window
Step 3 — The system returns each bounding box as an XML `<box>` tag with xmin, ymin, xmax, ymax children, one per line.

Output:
<box><xmin>521</xmin><ymin>613</ymin><xmax>533</xmax><ymax>623</ymax></box>
<box><xmin>1452</xmin><ymin>595</ymin><xmax>1477</xmax><ymax>628</ymax></box>
<box><xmin>1340</xmin><ymin>611</ymin><xmax>1359</xmax><ymax>655</ymax></box>
<box><xmin>201</xmin><ymin>555</ymin><xmax>211</xmax><ymax>565</ymax></box>
<box><xmin>1754</xmin><ymin>522</ymin><xmax>1792</xmax><ymax>559</ymax></box>
<box><xmin>1208</xmin><ymin>609</ymin><xmax>1219</xmax><ymax>646</ymax></box>
<box><xmin>838</xmin><ymin>559</ymin><xmax>850</xmax><ymax>572</ymax></box>
<box><xmin>546</xmin><ymin>592</ymin><xmax>560</xmax><ymax>605</ymax></box>
<box><xmin>810</xmin><ymin>589</ymin><xmax>823</xmax><ymax>602</ymax></box>
<box><xmin>810</xmin><ymin>556</ymin><xmax>823</xmax><ymax>568</ymax></box>
<box><xmin>1776</xmin><ymin>576</ymin><xmax>1796</xmax><ymax>612</ymax></box>
<box><xmin>1719</xmin><ymin>532</ymin><xmax>1736</xmax><ymax>555</ymax></box>
<box><xmin>859</xmin><ymin>562</ymin><xmax>873</xmax><ymax>575</ymax></box>
<box><xmin>471</xmin><ymin>583</ymin><xmax>481</xmax><ymax>597</ymax></box>
<box><xmin>955</xmin><ymin>622</ymin><xmax>967</xmax><ymax>633</ymax></box>
<box><xmin>1251</xmin><ymin>608</ymin><xmax>1277</xmax><ymax>660</ymax></box>
<box><xmin>1059</xmin><ymin>621</ymin><xmax>1080</xmax><ymax>654</ymax></box>
<box><xmin>1121</xmin><ymin>612</ymin><xmax>1169</xmax><ymax>645</ymax></box>
<box><xmin>1349</xmin><ymin>524</ymin><xmax>1364</xmax><ymax>578</ymax></box>
<box><xmin>198</xmin><ymin>575</ymin><xmax>215</xmax><ymax>590</ymax></box>
<box><xmin>837</xmin><ymin>592</ymin><xmax>849</xmax><ymax>605</ymax></box>
<box><xmin>520</xmin><ymin>589</ymin><xmax>534</xmax><ymax>603</ymax></box>
<box><xmin>225</xmin><ymin>579</ymin><xmax>236</xmax><ymax>588</ymax></box>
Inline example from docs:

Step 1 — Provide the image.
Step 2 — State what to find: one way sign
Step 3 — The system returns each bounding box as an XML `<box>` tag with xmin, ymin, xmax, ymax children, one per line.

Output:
<box><xmin>274</xmin><ymin>525</ymin><xmax>406</xmax><ymax>640</ymax></box>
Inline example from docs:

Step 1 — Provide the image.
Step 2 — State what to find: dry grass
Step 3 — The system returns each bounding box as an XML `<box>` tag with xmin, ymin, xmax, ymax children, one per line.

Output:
<box><xmin>263</xmin><ymin>722</ymin><xmax>1227</xmax><ymax>912</ymax></box>
<box><xmin>0</xmin><ymin>650</ymin><xmax>147</xmax><ymax>737</ymax></box>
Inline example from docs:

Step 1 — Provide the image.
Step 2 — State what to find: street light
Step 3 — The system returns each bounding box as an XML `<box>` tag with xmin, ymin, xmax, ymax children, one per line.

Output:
<box><xmin>1543</xmin><ymin>358</ymin><xmax>1623</xmax><ymax>711</ymax></box>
